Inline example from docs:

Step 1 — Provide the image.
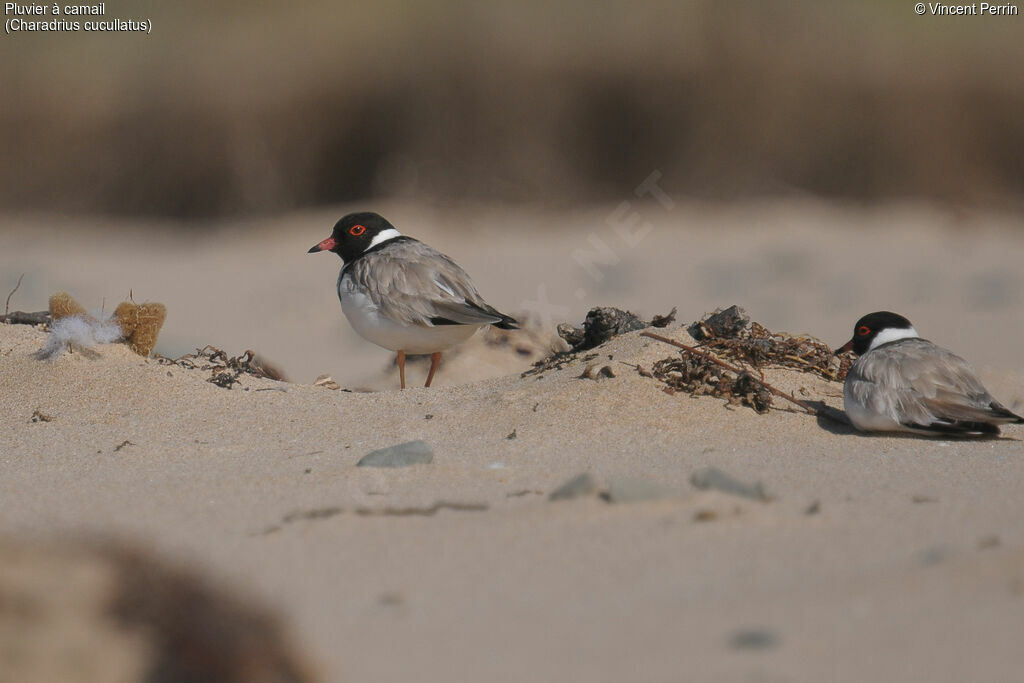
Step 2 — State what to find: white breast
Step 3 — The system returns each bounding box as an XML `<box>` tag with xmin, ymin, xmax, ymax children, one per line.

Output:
<box><xmin>338</xmin><ymin>274</ymin><xmax>481</xmax><ymax>354</ymax></box>
<box><xmin>843</xmin><ymin>380</ymin><xmax>905</xmax><ymax>433</ymax></box>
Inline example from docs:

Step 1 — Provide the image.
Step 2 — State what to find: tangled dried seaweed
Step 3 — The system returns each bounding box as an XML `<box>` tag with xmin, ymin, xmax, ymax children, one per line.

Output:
<box><xmin>652</xmin><ymin>352</ymin><xmax>773</xmax><ymax>413</ymax></box>
<box><xmin>689</xmin><ymin>306</ymin><xmax>853</xmax><ymax>382</ymax></box>
<box><xmin>646</xmin><ymin>330</ymin><xmax>822</xmax><ymax>416</ymax></box>
<box><xmin>643</xmin><ymin>306</ymin><xmax>853</xmax><ymax>417</ymax></box>
<box><xmin>155</xmin><ymin>346</ymin><xmax>286</xmax><ymax>389</ymax></box>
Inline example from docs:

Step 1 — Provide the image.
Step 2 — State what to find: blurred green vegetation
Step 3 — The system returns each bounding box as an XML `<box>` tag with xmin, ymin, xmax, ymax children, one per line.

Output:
<box><xmin>1</xmin><ymin>0</ymin><xmax>1022</xmax><ymax>218</ymax></box>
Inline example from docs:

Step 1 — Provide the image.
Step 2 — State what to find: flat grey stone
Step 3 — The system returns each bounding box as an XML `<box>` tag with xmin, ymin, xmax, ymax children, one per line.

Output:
<box><xmin>690</xmin><ymin>467</ymin><xmax>771</xmax><ymax>502</ymax></box>
<box><xmin>549</xmin><ymin>473</ymin><xmax>597</xmax><ymax>501</ymax></box>
<box><xmin>919</xmin><ymin>545</ymin><xmax>952</xmax><ymax>566</ymax></box>
<box><xmin>730</xmin><ymin>628</ymin><xmax>780</xmax><ymax>650</ymax></box>
<box><xmin>357</xmin><ymin>440</ymin><xmax>434</xmax><ymax>468</ymax></box>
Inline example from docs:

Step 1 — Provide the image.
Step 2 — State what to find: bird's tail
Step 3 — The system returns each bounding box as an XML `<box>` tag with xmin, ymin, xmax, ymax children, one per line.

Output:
<box><xmin>493</xmin><ymin>312</ymin><xmax>519</xmax><ymax>330</ymax></box>
<box><xmin>989</xmin><ymin>402</ymin><xmax>1024</xmax><ymax>424</ymax></box>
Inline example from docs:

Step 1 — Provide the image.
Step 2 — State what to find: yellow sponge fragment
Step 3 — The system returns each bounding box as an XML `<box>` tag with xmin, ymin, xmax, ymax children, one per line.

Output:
<box><xmin>49</xmin><ymin>292</ymin><xmax>87</xmax><ymax>320</ymax></box>
<box><xmin>115</xmin><ymin>301</ymin><xmax>167</xmax><ymax>357</ymax></box>
<box><xmin>114</xmin><ymin>301</ymin><xmax>139</xmax><ymax>336</ymax></box>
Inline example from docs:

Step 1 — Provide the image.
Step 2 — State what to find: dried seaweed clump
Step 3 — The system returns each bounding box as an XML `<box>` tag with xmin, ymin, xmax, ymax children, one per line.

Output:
<box><xmin>156</xmin><ymin>345</ymin><xmax>286</xmax><ymax>388</ymax></box>
<box><xmin>652</xmin><ymin>354</ymin><xmax>772</xmax><ymax>413</ymax></box>
<box><xmin>643</xmin><ymin>306</ymin><xmax>851</xmax><ymax>415</ymax></box>
<box><xmin>558</xmin><ymin>306</ymin><xmax>676</xmax><ymax>352</ymax></box>
<box><xmin>524</xmin><ymin>306</ymin><xmax>676</xmax><ymax>376</ymax></box>
<box><xmin>689</xmin><ymin>306</ymin><xmax>852</xmax><ymax>381</ymax></box>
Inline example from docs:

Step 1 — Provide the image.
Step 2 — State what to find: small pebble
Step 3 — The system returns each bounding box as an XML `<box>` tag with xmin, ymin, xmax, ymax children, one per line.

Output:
<box><xmin>690</xmin><ymin>467</ymin><xmax>771</xmax><ymax>502</ymax></box>
<box><xmin>549</xmin><ymin>473</ymin><xmax>597</xmax><ymax>501</ymax></box>
<box><xmin>978</xmin><ymin>535</ymin><xmax>1001</xmax><ymax>550</ymax></box>
<box><xmin>919</xmin><ymin>545</ymin><xmax>951</xmax><ymax>566</ymax></box>
<box><xmin>694</xmin><ymin>509</ymin><xmax>718</xmax><ymax>522</ymax></box>
<box><xmin>730</xmin><ymin>628</ymin><xmax>780</xmax><ymax>650</ymax></box>
<box><xmin>378</xmin><ymin>592</ymin><xmax>404</xmax><ymax>607</ymax></box>
<box><xmin>356</xmin><ymin>440</ymin><xmax>434</xmax><ymax>468</ymax></box>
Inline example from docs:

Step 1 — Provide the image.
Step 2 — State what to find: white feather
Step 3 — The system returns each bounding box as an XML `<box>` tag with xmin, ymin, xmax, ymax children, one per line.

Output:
<box><xmin>36</xmin><ymin>314</ymin><xmax>124</xmax><ymax>360</ymax></box>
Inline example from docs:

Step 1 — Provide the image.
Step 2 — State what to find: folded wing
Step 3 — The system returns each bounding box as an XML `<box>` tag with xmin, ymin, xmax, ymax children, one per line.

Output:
<box><xmin>851</xmin><ymin>338</ymin><xmax>1022</xmax><ymax>435</ymax></box>
<box><xmin>347</xmin><ymin>239</ymin><xmax>518</xmax><ymax>329</ymax></box>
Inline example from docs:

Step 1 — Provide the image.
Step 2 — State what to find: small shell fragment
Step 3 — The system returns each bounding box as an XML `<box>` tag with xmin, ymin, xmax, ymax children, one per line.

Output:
<box><xmin>313</xmin><ymin>375</ymin><xmax>341</xmax><ymax>390</ymax></box>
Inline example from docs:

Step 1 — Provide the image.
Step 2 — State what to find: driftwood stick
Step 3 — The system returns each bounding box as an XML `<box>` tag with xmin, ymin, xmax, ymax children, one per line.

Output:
<box><xmin>0</xmin><ymin>310</ymin><xmax>51</xmax><ymax>325</ymax></box>
<box><xmin>4</xmin><ymin>273</ymin><xmax>24</xmax><ymax>317</ymax></box>
<box><xmin>640</xmin><ymin>330</ymin><xmax>819</xmax><ymax>416</ymax></box>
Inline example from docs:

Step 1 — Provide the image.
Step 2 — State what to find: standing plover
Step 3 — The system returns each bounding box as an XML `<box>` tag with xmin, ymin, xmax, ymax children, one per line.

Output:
<box><xmin>309</xmin><ymin>212</ymin><xmax>518</xmax><ymax>389</ymax></box>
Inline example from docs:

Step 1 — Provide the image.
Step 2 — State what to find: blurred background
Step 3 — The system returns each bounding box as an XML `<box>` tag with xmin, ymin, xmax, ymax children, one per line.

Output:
<box><xmin>2</xmin><ymin>0</ymin><xmax>1023</xmax><ymax>384</ymax></box>
<box><xmin>3</xmin><ymin>0</ymin><xmax>1023</xmax><ymax>216</ymax></box>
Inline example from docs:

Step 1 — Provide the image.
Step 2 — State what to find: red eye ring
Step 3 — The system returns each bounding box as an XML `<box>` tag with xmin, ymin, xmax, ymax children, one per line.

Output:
<box><xmin>857</xmin><ymin>326</ymin><xmax>870</xmax><ymax>336</ymax></box>
<box><xmin>349</xmin><ymin>224</ymin><xmax>366</xmax><ymax>236</ymax></box>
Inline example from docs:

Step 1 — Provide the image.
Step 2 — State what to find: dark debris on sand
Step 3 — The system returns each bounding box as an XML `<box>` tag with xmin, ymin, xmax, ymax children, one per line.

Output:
<box><xmin>655</xmin><ymin>356</ymin><xmax>773</xmax><ymax>413</ymax></box>
<box><xmin>524</xmin><ymin>306</ymin><xmax>675</xmax><ymax>377</ymax></box>
<box><xmin>560</xmin><ymin>306</ymin><xmax>676</xmax><ymax>352</ymax></box>
<box><xmin>155</xmin><ymin>345</ymin><xmax>287</xmax><ymax>388</ymax></box>
<box><xmin>652</xmin><ymin>306</ymin><xmax>849</xmax><ymax>414</ymax></box>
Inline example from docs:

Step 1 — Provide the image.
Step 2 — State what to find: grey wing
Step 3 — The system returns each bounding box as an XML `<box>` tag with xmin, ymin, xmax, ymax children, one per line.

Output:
<box><xmin>852</xmin><ymin>339</ymin><xmax>1018</xmax><ymax>427</ymax></box>
<box><xmin>349</xmin><ymin>240</ymin><xmax>507</xmax><ymax>327</ymax></box>
<box><xmin>846</xmin><ymin>358</ymin><xmax>937</xmax><ymax>428</ymax></box>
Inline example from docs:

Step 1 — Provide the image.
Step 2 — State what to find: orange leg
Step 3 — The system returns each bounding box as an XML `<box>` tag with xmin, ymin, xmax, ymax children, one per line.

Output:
<box><xmin>396</xmin><ymin>350</ymin><xmax>406</xmax><ymax>390</ymax></box>
<box><xmin>424</xmin><ymin>351</ymin><xmax>441</xmax><ymax>388</ymax></box>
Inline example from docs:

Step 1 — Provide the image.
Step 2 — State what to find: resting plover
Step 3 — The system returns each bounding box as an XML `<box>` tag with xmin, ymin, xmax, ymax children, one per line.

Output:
<box><xmin>838</xmin><ymin>311</ymin><xmax>1022</xmax><ymax>437</ymax></box>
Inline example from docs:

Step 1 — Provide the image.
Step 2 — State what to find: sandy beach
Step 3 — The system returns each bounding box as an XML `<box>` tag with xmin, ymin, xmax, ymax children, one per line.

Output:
<box><xmin>2</xmin><ymin>201</ymin><xmax>1023</xmax><ymax>682</ymax></box>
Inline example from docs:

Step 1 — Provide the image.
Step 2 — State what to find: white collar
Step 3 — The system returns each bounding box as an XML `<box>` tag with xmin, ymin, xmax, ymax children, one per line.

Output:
<box><xmin>869</xmin><ymin>326</ymin><xmax>919</xmax><ymax>351</ymax></box>
<box><xmin>366</xmin><ymin>228</ymin><xmax>402</xmax><ymax>250</ymax></box>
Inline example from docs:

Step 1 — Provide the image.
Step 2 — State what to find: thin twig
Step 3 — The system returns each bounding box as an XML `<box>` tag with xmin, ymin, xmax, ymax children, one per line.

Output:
<box><xmin>641</xmin><ymin>331</ymin><xmax>818</xmax><ymax>415</ymax></box>
<box><xmin>5</xmin><ymin>273</ymin><xmax>24</xmax><ymax>317</ymax></box>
